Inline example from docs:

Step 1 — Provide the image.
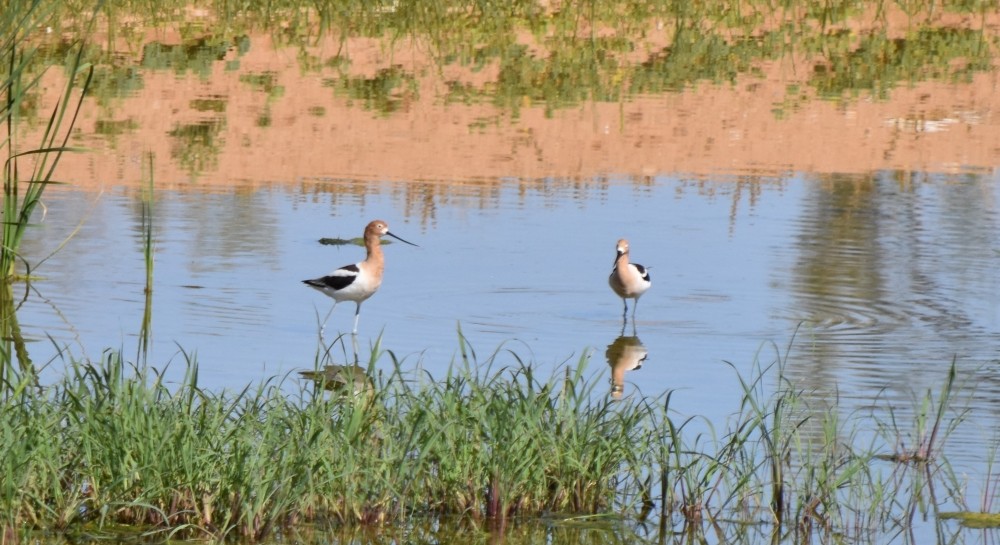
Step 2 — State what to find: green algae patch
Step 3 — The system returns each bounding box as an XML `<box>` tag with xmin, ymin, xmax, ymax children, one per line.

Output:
<box><xmin>940</xmin><ymin>512</ymin><xmax>1000</xmax><ymax>528</ymax></box>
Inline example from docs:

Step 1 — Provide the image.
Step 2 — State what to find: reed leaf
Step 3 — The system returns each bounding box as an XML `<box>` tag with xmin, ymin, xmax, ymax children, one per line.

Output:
<box><xmin>1</xmin><ymin>1</ymin><xmax>95</xmax><ymax>280</ymax></box>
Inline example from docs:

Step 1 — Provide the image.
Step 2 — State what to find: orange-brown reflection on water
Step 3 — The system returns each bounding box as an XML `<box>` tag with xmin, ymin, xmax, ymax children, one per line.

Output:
<box><xmin>16</xmin><ymin>3</ymin><xmax>1000</xmax><ymax>194</ymax></box>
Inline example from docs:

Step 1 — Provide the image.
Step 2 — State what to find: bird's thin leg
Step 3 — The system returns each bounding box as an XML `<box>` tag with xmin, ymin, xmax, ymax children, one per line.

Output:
<box><xmin>631</xmin><ymin>298</ymin><xmax>639</xmax><ymax>320</ymax></box>
<box><xmin>621</xmin><ymin>299</ymin><xmax>629</xmax><ymax>322</ymax></box>
<box><xmin>352</xmin><ymin>302</ymin><xmax>362</xmax><ymax>335</ymax></box>
<box><xmin>350</xmin><ymin>333</ymin><xmax>360</xmax><ymax>364</ymax></box>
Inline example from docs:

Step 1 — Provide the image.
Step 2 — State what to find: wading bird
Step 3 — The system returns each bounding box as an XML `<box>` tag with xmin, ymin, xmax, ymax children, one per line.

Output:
<box><xmin>608</xmin><ymin>238</ymin><xmax>651</xmax><ymax>321</ymax></box>
<box><xmin>303</xmin><ymin>219</ymin><xmax>417</xmax><ymax>335</ymax></box>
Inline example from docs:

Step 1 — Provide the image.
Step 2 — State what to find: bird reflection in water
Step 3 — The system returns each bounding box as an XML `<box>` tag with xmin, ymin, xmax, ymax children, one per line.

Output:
<box><xmin>298</xmin><ymin>364</ymin><xmax>372</xmax><ymax>395</ymax></box>
<box><xmin>604</xmin><ymin>327</ymin><xmax>649</xmax><ymax>400</ymax></box>
<box><xmin>300</xmin><ymin>333</ymin><xmax>374</xmax><ymax>397</ymax></box>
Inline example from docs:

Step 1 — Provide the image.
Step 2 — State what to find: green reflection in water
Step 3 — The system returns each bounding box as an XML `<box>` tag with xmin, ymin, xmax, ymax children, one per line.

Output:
<box><xmin>27</xmin><ymin>0</ymin><xmax>994</xmax><ymax>117</ymax></box>
<box><xmin>325</xmin><ymin>65</ymin><xmax>419</xmax><ymax>116</ymax></box>
<box><xmin>138</xmin><ymin>36</ymin><xmax>242</xmax><ymax>78</ymax></box>
<box><xmin>631</xmin><ymin>29</ymin><xmax>785</xmax><ymax>94</ymax></box>
<box><xmin>94</xmin><ymin>117</ymin><xmax>138</xmax><ymax>136</ymax></box>
<box><xmin>168</xmin><ymin>119</ymin><xmax>226</xmax><ymax>177</ymax></box>
<box><xmin>7</xmin><ymin>0</ymin><xmax>994</xmax><ymax>179</ymax></box>
<box><xmin>285</xmin><ymin>516</ymin><xmax>666</xmax><ymax>545</ymax></box>
<box><xmin>240</xmin><ymin>71</ymin><xmax>282</xmax><ymax>96</ymax></box>
<box><xmin>810</xmin><ymin>27</ymin><xmax>992</xmax><ymax>99</ymax></box>
<box><xmin>90</xmin><ymin>62</ymin><xmax>145</xmax><ymax>103</ymax></box>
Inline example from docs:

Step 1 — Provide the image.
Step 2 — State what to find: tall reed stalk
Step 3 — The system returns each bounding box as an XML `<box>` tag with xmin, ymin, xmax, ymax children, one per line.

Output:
<box><xmin>1</xmin><ymin>2</ymin><xmax>93</xmax><ymax>280</ymax></box>
<box><xmin>137</xmin><ymin>152</ymin><xmax>155</xmax><ymax>363</ymax></box>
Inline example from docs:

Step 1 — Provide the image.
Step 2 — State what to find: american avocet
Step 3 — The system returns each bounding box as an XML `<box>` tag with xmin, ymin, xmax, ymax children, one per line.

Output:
<box><xmin>303</xmin><ymin>219</ymin><xmax>417</xmax><ymax>335</ymax></box>
<box><xmin>608</xmin><ymin>238</ymin><xmax>651</xmax><ymax>320</ymax></box>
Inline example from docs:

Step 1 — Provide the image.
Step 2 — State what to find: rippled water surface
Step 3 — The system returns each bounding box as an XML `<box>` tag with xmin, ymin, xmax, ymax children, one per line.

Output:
<box><xmin>21</xmin><ymin>177</ymin><xmax>1000</xmax><ymax>444</ymax></box>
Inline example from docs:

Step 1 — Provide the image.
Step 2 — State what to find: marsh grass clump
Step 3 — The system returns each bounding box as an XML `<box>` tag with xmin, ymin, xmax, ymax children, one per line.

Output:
<box><xmin>652</xmin><ymin>344</ymin><xmax>877</xmax><ymax>534</ymax></box>
<box><xmin>0</xmin><ymin>340</ymin><xmax>657</xmax><ymax>541</ymax></box>
<box><xmin>386</xmin><ymin>341</ymin><xmax>649</xmax><ymax>522</ymax></box>
<box><xmin>0</xmin><ymin>335</ymin><xmax>979</xmax><ymax>543</ymax></box>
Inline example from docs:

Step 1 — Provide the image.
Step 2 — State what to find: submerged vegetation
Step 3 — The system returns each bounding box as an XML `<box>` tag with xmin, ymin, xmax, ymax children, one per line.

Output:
<box><xmin>0</xmin><ymin>331</ymin><xmax>989</xmax><ymax>544</ymax></box>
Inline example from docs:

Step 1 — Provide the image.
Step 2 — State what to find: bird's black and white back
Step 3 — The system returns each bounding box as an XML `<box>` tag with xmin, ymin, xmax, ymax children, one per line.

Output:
<box><xmin>304</xmin><ymin>264</ymin><xmax>361</xmax><ymax>301</ymax></box>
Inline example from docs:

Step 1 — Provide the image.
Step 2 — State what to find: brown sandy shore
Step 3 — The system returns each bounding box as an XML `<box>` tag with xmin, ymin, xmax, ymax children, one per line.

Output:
<box><xmin>19</xmin><ymin>12</ymin><xmax>1000</xmax><ymax>192</ymax></box>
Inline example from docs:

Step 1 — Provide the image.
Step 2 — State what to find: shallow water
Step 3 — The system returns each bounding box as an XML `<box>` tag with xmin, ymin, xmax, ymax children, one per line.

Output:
<box><xmin>20</xmin><ymin>176</ymin><xmax>1000</xmax><ymax>449</ymax></box>
<box><xmin>14</xmin><ymin>172</ymin><xmax>1000</xmax><ymax>543</ymax></box>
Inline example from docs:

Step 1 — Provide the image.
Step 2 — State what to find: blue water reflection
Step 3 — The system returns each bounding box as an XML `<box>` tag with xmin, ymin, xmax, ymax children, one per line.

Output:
<box><xmin>17</xmin><ymin>174</ymin><xmax>1000</xmax><ymax>476</ymax></box>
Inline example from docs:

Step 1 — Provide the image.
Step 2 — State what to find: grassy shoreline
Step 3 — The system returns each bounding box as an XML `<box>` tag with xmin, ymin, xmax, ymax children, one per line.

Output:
<box><xmin>0</xmin><ymin>335</ymin><xmax>982</xmax><ymax>543</ymax></box>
